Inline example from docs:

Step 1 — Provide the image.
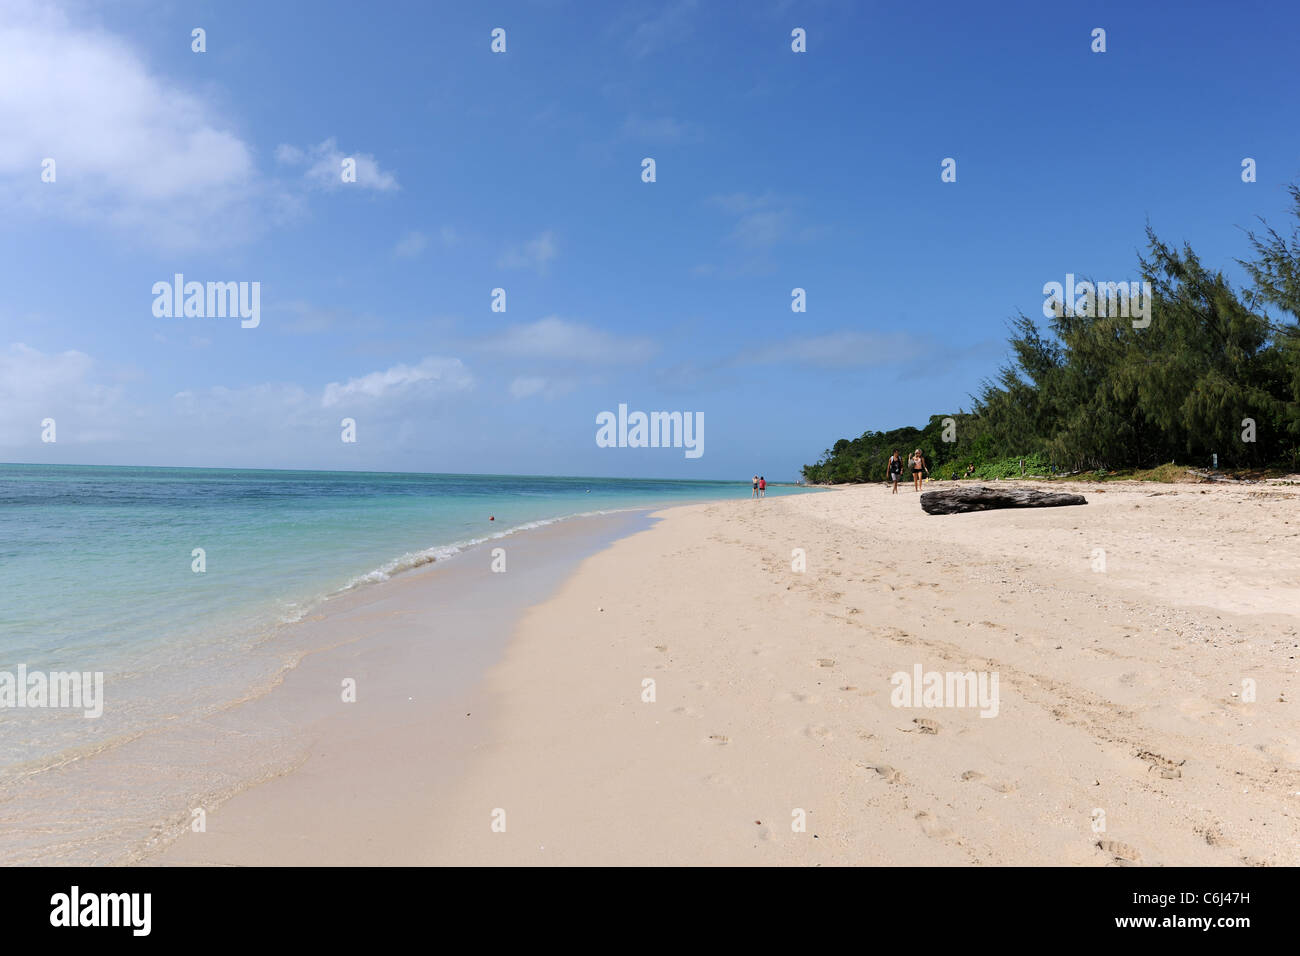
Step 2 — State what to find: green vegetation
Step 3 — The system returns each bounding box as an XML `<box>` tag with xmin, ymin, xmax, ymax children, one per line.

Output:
<box><xmin>961</xmin><ymin>453</ymin><xmax>1052</xmax><ymax>480</ymax></box>
<box><xmin>1048</xmin><ymin>462</ymin><xmax>1191</xmax><ymax>483</ymax></box>
<box><xmin>803</xmin><ymin>185</ymin><xmax>1300</xmax><ymax>484</ymax></box>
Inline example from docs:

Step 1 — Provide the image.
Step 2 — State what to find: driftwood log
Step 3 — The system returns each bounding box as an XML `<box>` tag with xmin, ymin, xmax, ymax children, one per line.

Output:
<box><xmin>920</xmin><ymin>485</ymin><xmax>1088</xmax><ymax>515</ymax></box>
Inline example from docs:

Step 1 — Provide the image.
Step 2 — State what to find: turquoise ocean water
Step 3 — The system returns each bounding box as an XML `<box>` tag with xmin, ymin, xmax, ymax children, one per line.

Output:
<box><xmin>0</xmin><ymin>464</ymin><xmax>813</xmax><ymax>777</ymax></box>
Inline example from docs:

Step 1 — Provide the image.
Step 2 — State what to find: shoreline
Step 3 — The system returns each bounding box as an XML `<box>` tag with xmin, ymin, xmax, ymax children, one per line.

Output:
<box><xmin>135</xmin><ymin>508</ymin><xmax>658</xmax><ymax>866</ymax></box>
<box><xmin>1</xmin><ymin>465</ymin><xmax>786</xmax><ymax>799</ymax></box>
<box><xmin>0</xmin><ymin>507</ymin><xmax>661</xmax><ymax>865</ymax></box>
<box><xmin>147</xmin><ymin>479</ymin><xmax>1299</xmax><ymax>865</ymax></box>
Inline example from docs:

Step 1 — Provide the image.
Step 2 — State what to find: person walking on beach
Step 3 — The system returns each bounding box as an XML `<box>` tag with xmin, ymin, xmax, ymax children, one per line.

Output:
<box><xmin>887</xmin><ymin>450</ymin><xmax>903</xmax><ymax>494</ymax></box>
<box><xmin>759</xmin><ymin>476</ymin><xmax>766</xmax><ymax>497</ymax></box>
<box><xmin>910</xmin><ymin>448</ymin><xmax>927</xmax><ymax>491</ymax></box>
<box><xmin>752</xmin><ymin>475</ymin><xmax>759</xmax><ymax>498</ymax></box>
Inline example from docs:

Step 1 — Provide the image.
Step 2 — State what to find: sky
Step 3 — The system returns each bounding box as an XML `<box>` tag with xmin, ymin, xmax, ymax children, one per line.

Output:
<box><xmin>2</xmin><ymin>0</ymin><xmax>1298</xmax><ymax>480</ymax></box>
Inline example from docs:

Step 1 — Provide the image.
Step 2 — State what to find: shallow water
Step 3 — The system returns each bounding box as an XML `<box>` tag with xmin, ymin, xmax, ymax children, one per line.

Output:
<box><xmin>0</xmin><ymin>464</ymin><xmax>815</xmax><ymax>862</ymax></box>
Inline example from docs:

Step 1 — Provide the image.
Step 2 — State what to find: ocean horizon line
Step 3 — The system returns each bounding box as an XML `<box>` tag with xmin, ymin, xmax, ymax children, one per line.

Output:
<box><xmin>0</xmin><ymin>460</ymin><xmax>805</xmax><ymax>485</ymax></box>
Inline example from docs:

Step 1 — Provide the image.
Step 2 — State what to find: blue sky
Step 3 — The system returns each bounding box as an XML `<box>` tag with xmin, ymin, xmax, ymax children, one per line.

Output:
<box><xmin>2</xmin><ymin>0</ymin><xmax>1298</xmax><ymax>480</ymax></box>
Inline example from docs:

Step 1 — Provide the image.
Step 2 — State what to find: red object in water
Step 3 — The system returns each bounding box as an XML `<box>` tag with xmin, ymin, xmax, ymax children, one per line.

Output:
<box><xmin>489</xmin><ymin>516</ymin><xmax>495</xmax><ymax>521</ymax></box>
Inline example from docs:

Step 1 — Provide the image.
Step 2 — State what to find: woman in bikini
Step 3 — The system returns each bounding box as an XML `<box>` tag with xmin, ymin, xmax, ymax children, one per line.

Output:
<box><xmin>887</xmin><ymin>450</ymin><xmax>903</xmax><ymax>494</ymax></box>
<box><xmin>910</xmin><ymin>448</ymin><xmax>927</xmax><ymax>491</ymax></box>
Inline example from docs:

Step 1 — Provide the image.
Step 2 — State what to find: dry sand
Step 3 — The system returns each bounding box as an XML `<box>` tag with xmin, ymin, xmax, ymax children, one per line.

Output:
<box><xmin>422</xmin><ymin>480</ymin><xmax>1300</xmax><ymax>866</ymax></box>
<box><xmin>155</xmin><ymin>480</ymin><xmax>1300</xmax><ymax>866</ymax></box>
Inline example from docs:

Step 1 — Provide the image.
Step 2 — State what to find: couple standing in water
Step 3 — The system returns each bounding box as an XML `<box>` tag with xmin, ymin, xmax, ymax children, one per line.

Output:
<box><xmin>887</xmin><ymin>449</ymin><xmax>927</xmax><ymax>494</ymax></box>
<box><xmin>751</xmin><ymin>475</ymin><xmax>766</xmax><ymax>498</ymax></box>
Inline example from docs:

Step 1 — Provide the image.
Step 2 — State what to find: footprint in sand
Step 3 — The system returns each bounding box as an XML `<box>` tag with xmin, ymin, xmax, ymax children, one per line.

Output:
<box><xmin>790</xmin><ymin>691</ymin><xmax>820</xmax><ymax>704</ymax></box>
<box><xmin>1096</xmin><ymin>839</ymin><xmax>1142</xmax><ymax>864</ymax></box>
<box><xmin>862</xmin><ymin>763</ymin><xmax>904</xmax><ymax>784</ymax></box>
<box><xmin>960</xmin><ymin>770</ymin><xmax>1018</xmax><ymax>794</ymax></box>
<box><xmin>915</xmin><ymin>811</ymin><xmax>955</xmax><ymax>840</ymax></box>
<box><xmin>1136</xmin><ymin>750</ymin><xmax>1185</xmax><ymax>779</ymax></box>
<box><xmin>707</xmin><ymin>734</ymin><xmax>730</xmax><ymax>745</ymax></box>
<box><xmin>817</xmin><ymin>658</ymin><xmax>836</xmax><ymax>668</ymax></box>
<box><xmin>804</xmin><ymin>725</ymin><xmax>833</xmax><ymax>741</ymax></box>
<box><xmin>1256</xmin><ymin>740</ymin><xmax>1300</xmax><ymax>768</ymax></box>
<box><xmin>671</xmin><ymin>705</ymin><xmax>700</xmax><ymax>718</ymax></box>
<box><xmin>912</xmin><ymin>717</ymin><xmax>941</xmax><ymax>735</ymax></box>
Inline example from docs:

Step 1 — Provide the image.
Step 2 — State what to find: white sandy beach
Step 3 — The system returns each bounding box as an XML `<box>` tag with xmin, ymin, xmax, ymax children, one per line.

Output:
<box><xmin>151</xmin><ymin>479</ymin><xmax>1300</xmax><ymax>866</ymax></box>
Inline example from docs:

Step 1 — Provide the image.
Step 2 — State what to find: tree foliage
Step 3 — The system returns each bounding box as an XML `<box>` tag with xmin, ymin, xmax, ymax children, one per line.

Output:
<box><xmin>803</xmin><ymin>188</ymin><xmax>1300</xmax><ymax>482</ymax></box>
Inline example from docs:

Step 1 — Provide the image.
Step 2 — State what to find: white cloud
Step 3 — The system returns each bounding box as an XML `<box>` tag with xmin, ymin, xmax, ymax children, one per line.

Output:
<box><xmin>707</xmin><ymin>192</ymin><xmax>799</xmax><ymax>248</ymax></box>
<box><xmin>0</xmin><ymin>342</ymin><xmax>129</xmax><ymax>445</ymax></box>
<box><xmin>0</xmin><ymin>338</ymin><xmax>479</xmax><ymax>464</ymax></box>
<box><xmin>163</xmin><ymin>358</ymin><xmax>475</xmax><ymax>463</ymax></box>
<box><xmin>321</xmin><ymin>357</ymin><xmax>472</xmax><ymax>408</ymax></box>
<box><xmin>508</xmin><ymin>376</ymin><xmax>549</xmax><ymax>399</ymax></box>
<box><xmin>393</xmin><ymin>226</ymin><xmax>459</xmax><ymax>259</ymax></box>
<box><xmin>498</xmin><ymin>231</ymin><xmax>558</xmax><ymax>273</ymax></box>
<box><xmin>394</xmin><ymin>231</ymin><xmax>429</xmax><ymax>258</ymax></box>
<box><xmin>277</xmin><ymin>137</ymin><xmax>399</xmax><ymax>192</ymax></box>
<box><xmin>274</xmin><ymin>144</ymin><xmax>305</xmax><ymax>165</ymax></box>
<box><xmin>0</xmin><ymin>2</ymin><xmax>263</xmax><ymax>249</ymax></box>
<box><xmin>483</xmin><ymin>317</ymin><xmax>657</xmax><ymax>364</ymax></box>
<box><xmin>145</xmin><ymin>355</ymin><xmax>472</xmax><ymax>469</ymax></box>
<box><xmin>732</xmin><ymin>209</ymin><xmax>791</xmax><ymax>247</ymax></box>
<box><xmin>702</xmin><ymin>192</ymin><xmax>825</xmax><ymax>269</ymax></box>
